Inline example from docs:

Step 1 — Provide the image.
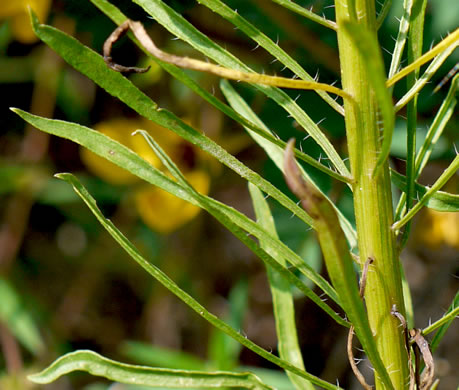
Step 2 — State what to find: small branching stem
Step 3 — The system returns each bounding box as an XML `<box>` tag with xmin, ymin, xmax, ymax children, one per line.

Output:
<box><xmin>103</xmin><ymin>20</ymin><xmax>351</xmax><ymax>100</ymax></box>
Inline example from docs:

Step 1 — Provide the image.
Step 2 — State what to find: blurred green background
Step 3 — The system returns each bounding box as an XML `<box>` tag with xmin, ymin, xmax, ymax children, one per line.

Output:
<box><xmin>1</xmin><ymin>1</ymin><xmax>458</xmax><ymax>389</ymax></box>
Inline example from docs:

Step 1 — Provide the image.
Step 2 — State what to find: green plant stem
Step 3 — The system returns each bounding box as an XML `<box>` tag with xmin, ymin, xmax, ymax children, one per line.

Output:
<box><xmin>334</xmin><ymin>1</ymin><xmax>408</xmax><ymax>389</ymax></box>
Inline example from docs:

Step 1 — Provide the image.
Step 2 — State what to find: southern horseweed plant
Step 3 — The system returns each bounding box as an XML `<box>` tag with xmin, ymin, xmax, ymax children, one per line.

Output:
<box><xmin>12</xmin><ymin>0</ymin><xmax>458</xmax><ymax>389</ymax></box>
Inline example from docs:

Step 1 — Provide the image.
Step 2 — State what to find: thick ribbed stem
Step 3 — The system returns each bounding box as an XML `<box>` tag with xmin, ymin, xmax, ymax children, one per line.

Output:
<box><xmin>334</xmin><ymin>1</ymin><xmax>409</xmax><ymax>389</ymax></box>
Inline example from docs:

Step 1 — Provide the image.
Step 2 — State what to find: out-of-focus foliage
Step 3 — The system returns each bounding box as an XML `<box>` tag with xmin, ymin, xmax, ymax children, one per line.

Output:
<box><xmin>1</xmin><ymin>1</ymin><xmax>458</xmax><ymax>389</ymax></box>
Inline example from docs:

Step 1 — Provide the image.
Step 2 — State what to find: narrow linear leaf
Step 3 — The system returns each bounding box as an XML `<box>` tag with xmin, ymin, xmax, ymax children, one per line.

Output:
<box><xmin>343</xmin><ymin>21</ymin><xmax>395</xmax><ymax>178</ymax></box>
<box><xmin>49</xmin><ymin>172</ymin><xmax>341</xmax><ymax>390</ymax></box>
<box><xmin>194</xmin><ymin>0</ymin><xmax>343</xmax><ymax>113</ymax></box>
<box><xmin>249</xmin><ymin>184</ymin><xmax>313</xmax><ymax>390</ymax></box>
<box><xmin>391</xmin><ymin>170</ymin><xmax>459</xmax><ymax>212</ymax></box>
<box><xmin>28</xmin><ymin>12</ymin><xmax>316</xmax><ymax>232</ymax></box>
<box><xmin>388</xmin><ymin>0</ymin><xmax>413</xmax><ymax>80</ymax></box>
<box><xmin>28</xmin><ymin>350</ymin><xmax>273</xmax><ymax>389</ymax></box>
<box><xmin>393</xmin><ymin>154</ymin><xmax>459</xmax><ymax>230</ymax></box>
<box><xmin>11</xmin><ymin>108</ymin><xmax>344</xmax><ymax>323</ymax></box>
<box><xmin>221</xmin><ymin>79</ymin><xmax>357</xmax><ymax>249</ymax></box>
<box><xmin>131</xmin><ymin>0</ymin><xmax>351</xmax><ymax>178</ymax></box>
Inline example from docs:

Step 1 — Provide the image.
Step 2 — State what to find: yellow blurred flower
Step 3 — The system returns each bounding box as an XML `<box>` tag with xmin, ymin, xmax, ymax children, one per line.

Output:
<box><xmin>80</xmin><ymin>118</ymin><xmax>148</xmax><ymax>185</ymax></box>
<box><xmin>0</xmin><ymin>0</ymin><xmax>51</xmax><ymax>43</ymax></box>
<box><xmin>81</xmin><ymin>117</ymin><xmax>211</xmax><ymax>233</ymax></box>
<box><xmin>417</xmin><ymin>209</ymin><xmax>459</xmax><ymax>249</ymax></box>
<box><xmin>135</xmin><ymin>171</ymin><xmax>210</xmax><ymax>234</ymax></box>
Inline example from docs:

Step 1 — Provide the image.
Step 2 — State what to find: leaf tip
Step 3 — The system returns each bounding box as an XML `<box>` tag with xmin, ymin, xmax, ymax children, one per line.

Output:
<box><xmin>27</xmin><ymin>6</ymin><xmax>41</xmax><ymax>33</ymax></box>
<box><xmin>54</xmin><ymin>173</ymin><xmax>73</xmax><ymax>182</ymax></box>
<box><xmin>10</xmin><ymin>107</ymin><xmax>29</xmax><ymax>122</ymax></box>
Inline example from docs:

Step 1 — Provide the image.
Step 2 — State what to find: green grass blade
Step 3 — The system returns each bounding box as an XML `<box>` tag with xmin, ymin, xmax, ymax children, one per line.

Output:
<box><xmin>0</xmin><ymin>278</ymin><xmax>44</xmax><ymax>355</ymax></box>
<box><xmin>270</xmin><ymin>0</ymin><xmax>337</xmax><ymax>30</ymax></box>
<box><xmin>388</xmin><ymin>0</ymin><xmax>413</xmax><ymax>80</ymax></box>
<box><xmin>196</xmin><ymin>0</ymin><xmax>343</xmax><ymax>114</ymax></box>
<box><xmin>48</xmin><ymin>172</ymin><xmax>342</xmax><ymax>390</ymax></box>
<box><xmin>28</xmin><ymin>350</ymin><xmax>273</xmax><ymax>389</ymax></box>
<box><xmin>343</xmin><ymin>22</ymin><xmax>395</xmax><ymax>178</ymax></box>
<box><xmin>28</xmin><ymin>12</ymin><xmax>317</xmax><ymax>232</ymax></box>
<box><xmin>131</xmin><ymin>0</ymin><xmax>351</xmax><ymax>178</ymax></box>
<box><xmin>11</xmin><ymin>108</ymin><xmax>345</xmax><ymax>323</ymax></box>
<box><xmin>391</xmin><ymin>170</ymin><xmax>459</xmax><ymax>212</ymax></box>
<box><xmin>208</xmin><ymin>279</ymin><xmax>248</xmax><ymax>370</ymax></box>
<box><xmin>220</xmin><ymin>79</ymin><xmax>358</xmax><ymax>249</ymax></box>
<box><xmin>423</xmin><ymin>291</ymin><xmax>459</xmax><ymax>354</ymax></box>
<box><xmin>393</xmin><ymin>154</ymin><xmax>459</xmax><ymax>230</ymax></box>
<box><xmin>249</xmin><ymin>184</ymin><xmax>313</xmax><ymax>390</ymax></box>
